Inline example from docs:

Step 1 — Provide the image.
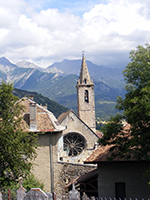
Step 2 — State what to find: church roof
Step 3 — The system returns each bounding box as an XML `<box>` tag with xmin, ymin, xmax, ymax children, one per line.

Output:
<box><xmin>95</xmin><ymin>130</ymin><xmax>103</xmax><ymax>138</ymax></box>
<box><xmin>77</xmin><ymin>54</ymin><xmax>94</xmax><ymax>85</ymax></box>
<box><xmin>57</xmin><ymin>110</ymin><xmax>102</xmax><ymax>138</ymax></box>
<box><xmin>19</xmin><ymin>97</ymin><xmax>65</xmax><ymax>133</ymax></box>
<box><xmin>57</xmin><ymin>110</ymin><xmax>71</xmax><ymax>124</ymax></box>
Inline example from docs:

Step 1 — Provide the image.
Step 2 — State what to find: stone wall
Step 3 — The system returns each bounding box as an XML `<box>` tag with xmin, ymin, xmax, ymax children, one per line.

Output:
<box><xmin>53</xmin><ymin>162</ymin><xmax>96</xmax><ymax>197</ymax></box>
<box><xmin>77</xmin><ymin>86</ymin><xmax>96</xmax><ymax>131</ymax></box>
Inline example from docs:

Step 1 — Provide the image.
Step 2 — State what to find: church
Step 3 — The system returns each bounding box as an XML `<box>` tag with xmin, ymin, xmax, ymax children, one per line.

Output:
<box><xmin>20</xmin><ymin>53</ymin><xmax>101</xmax><ymax>196</ymax></box>
<box><xmin>57</xmin><ymin>53</ymin><xmax>100</xmax><ymax>163</ymax></box>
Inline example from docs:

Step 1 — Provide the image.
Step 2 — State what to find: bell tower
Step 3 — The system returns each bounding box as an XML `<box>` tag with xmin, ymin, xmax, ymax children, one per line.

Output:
<box><xmin>76</xmin><ymin>53</ymin><xmax>96</xmax><ymax>132</ymax></box>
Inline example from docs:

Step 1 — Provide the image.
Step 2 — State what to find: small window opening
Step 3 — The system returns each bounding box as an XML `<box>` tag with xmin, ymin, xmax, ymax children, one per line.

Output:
<box><xmin>60</xmin><ymin>157</ymin><xmax>63</xmax><ymax>161</ymax></box>
<box><xmin>84</xmin><ymin>79</ymin><xmax>87</xmax><ymax>84</ymax></box>
<box><xmin>84</xmin><ymin>90</ymin><xmax>89</xmax><ymax>103</ymax></box>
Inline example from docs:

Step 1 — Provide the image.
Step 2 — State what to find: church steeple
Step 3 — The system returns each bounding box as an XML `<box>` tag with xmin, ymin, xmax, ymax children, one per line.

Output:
<box><xmin>78</xmin><ymin>53</ymin><xmax>93</xmax><ymax>85</ymax></box>
<box><xmin>76</xmin><ymin>53</ymin><xmax>96</xmax><ymax>132</ymax></box>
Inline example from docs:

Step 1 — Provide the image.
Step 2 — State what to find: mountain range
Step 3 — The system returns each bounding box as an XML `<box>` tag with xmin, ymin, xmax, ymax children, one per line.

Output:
<box><xmin>0</xmin><ymin>56</ymin><xmax>126</xmax><ymax>120</ymax></box>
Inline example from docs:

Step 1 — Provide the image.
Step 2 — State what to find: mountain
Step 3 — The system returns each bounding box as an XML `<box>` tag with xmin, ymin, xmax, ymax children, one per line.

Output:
<box><xmin>16</xmin><ymin>60</ymin><xmax>41</xmax><ymax>69</ymax></box>
<box><xmin>0</xmin><ymin>57</ymin><xmax>125</xmax><ymax>120</ymax></box>
<box><xmin>48</xmin><ymin>59</ymin><xmax>125</xmax><ymax>91</ymax></box>
<box><xmin>16</xmin><ymin>61</ymin><xmax>64</xmax><ymax>74</ymax></box>
<box><xmin>0</xmin><ymin>57</ymin><xmax>18</xmax><ymax>74</ymax></box>
<box><xmin>0</xmin><ymin>57</ymin><xmax>18</xmax><ymax>68</ymax></box>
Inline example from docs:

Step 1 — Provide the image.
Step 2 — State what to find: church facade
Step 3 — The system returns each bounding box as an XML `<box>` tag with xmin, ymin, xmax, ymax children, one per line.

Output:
<box><xmin>20</xmin><ymin>54</ymin><xmax>100</xmax><ymax>196</ymax></box>
<box><xmin>57</xmin><ymin>53</ymin><xmax>99</xmax><ymax>164</ymax></box>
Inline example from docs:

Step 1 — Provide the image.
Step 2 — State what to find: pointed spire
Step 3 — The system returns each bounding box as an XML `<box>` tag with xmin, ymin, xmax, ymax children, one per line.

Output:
<box><xmin>78</xmin><ymin>53</ymin><xmax>93</xmax><ymax>85</ymax></box>
<box><xmin>76</xmin><ymin>53</ymin><xmax>96</xmax><ymax>132</ymax></box>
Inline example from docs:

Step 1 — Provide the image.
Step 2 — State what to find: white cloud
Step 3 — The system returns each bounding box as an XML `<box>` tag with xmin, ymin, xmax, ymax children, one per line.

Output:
<box><xmin>0</xmin><ymin>0</ymin><xmax>150</xmax><ymax>68</ymax></box>
<box><xmin>80</xmin><ymin>0</ymin><xmax>150</xmax><ymax>66</ymax></box>
<box><xmin>82</xmin><ymin>1</ymin><xmax>150</xmax><ymax>38</ymax></box>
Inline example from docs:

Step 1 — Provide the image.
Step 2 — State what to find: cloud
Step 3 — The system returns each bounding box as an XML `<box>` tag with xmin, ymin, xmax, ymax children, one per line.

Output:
<box><xmin>80</xmin><ymin>0</ymin><xmax>150</xmax><ymax>66</ymax></box>
<box><xmin>0</xmin><ymin>0</ymin><xmax>150</xmax><ymax>68</ymax></box>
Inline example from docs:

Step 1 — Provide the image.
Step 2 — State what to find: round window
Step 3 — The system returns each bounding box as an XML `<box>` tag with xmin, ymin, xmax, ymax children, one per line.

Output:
<box><xmin>63</xmin><ymin>133</ymin><xmax>86</xmax><ymax>157</ymax></box>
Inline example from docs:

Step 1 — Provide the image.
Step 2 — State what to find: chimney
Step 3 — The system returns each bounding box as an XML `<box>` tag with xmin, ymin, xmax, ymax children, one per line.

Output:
<box><xmin>29</xmin><ymin>102</ymin><xmax>37</xmax><ymax>130</ymax></box>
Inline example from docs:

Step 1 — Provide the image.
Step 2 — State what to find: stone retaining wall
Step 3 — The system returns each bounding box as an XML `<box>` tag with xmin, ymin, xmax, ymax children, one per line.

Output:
<box><xmin>54</xmin><ymin>162</ymin><xmax>96</xmax><ymax>197</ymax></box>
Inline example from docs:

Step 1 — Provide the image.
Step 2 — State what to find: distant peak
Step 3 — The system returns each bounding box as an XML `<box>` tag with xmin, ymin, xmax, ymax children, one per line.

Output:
<box><xmin>16</xmin><ymin>60</ymin><xmax>40</xmax><ymax>69</ymax></box>
<box><xmin>0</xmin><ymin>57</ymin><xmax>18</xmax><ymax>68</ymax></box>
<box><xmin>0</xmin><ymin>56</ymin><xmax>10</xmax><ymax>63</ymax></box>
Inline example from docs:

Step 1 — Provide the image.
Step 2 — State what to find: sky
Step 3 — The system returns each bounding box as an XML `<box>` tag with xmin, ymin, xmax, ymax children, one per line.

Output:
<box><xmin>0</xmin><ymin>0</ymin><xmax>150</xmax><ymax>68</ymax></box>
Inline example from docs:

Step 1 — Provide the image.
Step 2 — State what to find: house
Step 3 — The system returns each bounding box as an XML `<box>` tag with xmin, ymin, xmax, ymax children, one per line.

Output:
<box><xmin>84</xmin><ymin>126</ymin><xmax>150</xmax><ymax>199</ymax></box>
<box><xmin>19</xmin><ymin>53</ymin><xmax>101</xmax><ymax>196</ymax></box>
<box><xmin>20</xmin><ymin>96</ymin><xmax>66</xmax><ymax>194</ymax></box>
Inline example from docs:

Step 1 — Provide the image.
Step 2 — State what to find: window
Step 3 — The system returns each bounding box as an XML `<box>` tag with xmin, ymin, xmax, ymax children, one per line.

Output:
<box><xmin>64</xmin><ymin>133</ymin><xmax>86</xmax><ymax>157</ymax></box>
<box><xmin>84</xmin><ymin>79</ymin><xmax>87</xmax><ymax>84</ymax></box>
<box><xmin>84</xmin><ymin>90</ymin><xmax>89</xmax><ymax>103</ymax></box>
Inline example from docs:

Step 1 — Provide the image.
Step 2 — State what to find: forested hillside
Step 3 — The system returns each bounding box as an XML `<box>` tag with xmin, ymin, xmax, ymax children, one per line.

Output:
<box><xmin>13</xmin><ymin>88</ymin><xmax>68</xmax><ymax>118</ymax></box>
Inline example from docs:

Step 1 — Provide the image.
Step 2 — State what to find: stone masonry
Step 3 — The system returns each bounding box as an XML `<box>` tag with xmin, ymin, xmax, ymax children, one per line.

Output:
<box><xmin>76</xmin><ymin>53</ymin><xmax>96</xmax><ymax>132</ymax></box>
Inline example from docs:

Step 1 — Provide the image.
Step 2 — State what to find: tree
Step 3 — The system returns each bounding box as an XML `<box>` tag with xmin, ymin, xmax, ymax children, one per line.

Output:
<box><xmin>0</xmin><ymin>81</ymin><xmax>39</xmax><ymax>187</ymax></box>
<box><xmin>99</xmin><ymin>43</ymin><xmax>150</xmax><ymax>161</ymax></box>
<box><xmin>22</xmin><ymin>173</ymin><xmax>44</xmax><ymax>192</ymax></box>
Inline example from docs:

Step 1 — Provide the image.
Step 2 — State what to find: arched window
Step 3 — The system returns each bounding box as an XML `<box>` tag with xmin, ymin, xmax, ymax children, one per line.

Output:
<box><xmin>64</xmin><ymin>132</ymin><xmax>86</xmax><ymax>157</ymax></box>
<box><xmin>84</xmin><ymin>79</ymin><xmax>87</xmax><ymax>84</ymax></box>
<box><xmin>84</xmin><ymin>90</ymin><xmax>89</xmax><ymax>103</ymax></box>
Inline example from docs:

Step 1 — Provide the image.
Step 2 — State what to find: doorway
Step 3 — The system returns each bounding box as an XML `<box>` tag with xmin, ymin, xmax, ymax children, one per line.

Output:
<box><xmin>115</xmin><ymin>182</ymin><xmax>126</xmax><ymax>199</ymax></box>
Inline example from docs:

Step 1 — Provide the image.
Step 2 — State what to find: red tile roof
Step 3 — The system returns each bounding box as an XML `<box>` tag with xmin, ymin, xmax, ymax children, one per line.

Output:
<box><xmin>20</xmin><ymin>97</ymin><xmax>65</xmax><ymax>133</ymax></box>
<box><xmin>84</xmin><ymin>123</ymin><xmax>139</xmax><ymax>163</ymax></box>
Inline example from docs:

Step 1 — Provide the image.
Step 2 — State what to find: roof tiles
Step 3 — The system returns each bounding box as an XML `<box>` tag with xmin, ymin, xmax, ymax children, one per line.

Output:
<box><xmin>20</xmin><ymin>97</ymin><xmax>65</xmax><ymax>132</ymax></box>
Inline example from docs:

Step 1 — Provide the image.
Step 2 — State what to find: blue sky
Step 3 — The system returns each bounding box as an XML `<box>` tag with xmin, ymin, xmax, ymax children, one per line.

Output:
<box><xmin>0</xmin><ymin>0</ymin><xmax>150</xmax><ymax>68</ymax></box>
<box><xmin>25</xmin><ymin>0</ymin><xmax>107</xmax><ymax>16</ymax></box>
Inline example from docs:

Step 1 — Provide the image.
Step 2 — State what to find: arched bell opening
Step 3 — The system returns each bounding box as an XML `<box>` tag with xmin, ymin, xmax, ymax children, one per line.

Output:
<box><xmin>84</xmin><ymin>90</ymin><xmax>89</xmax><ymax>103</ymax></box>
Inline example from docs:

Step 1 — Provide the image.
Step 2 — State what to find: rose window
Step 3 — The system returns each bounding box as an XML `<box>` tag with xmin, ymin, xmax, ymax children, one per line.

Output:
<box><xmin>64</xmin><ymin>133</ymin><xmax>86</xmax><ymax>157</ymax></box>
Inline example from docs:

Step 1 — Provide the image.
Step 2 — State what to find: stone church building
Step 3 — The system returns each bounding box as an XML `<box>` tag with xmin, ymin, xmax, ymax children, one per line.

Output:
<box><xmin>20</xmin><ymin>54</ymin><xmax>101</xmax><ymax>196</ymax></box>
